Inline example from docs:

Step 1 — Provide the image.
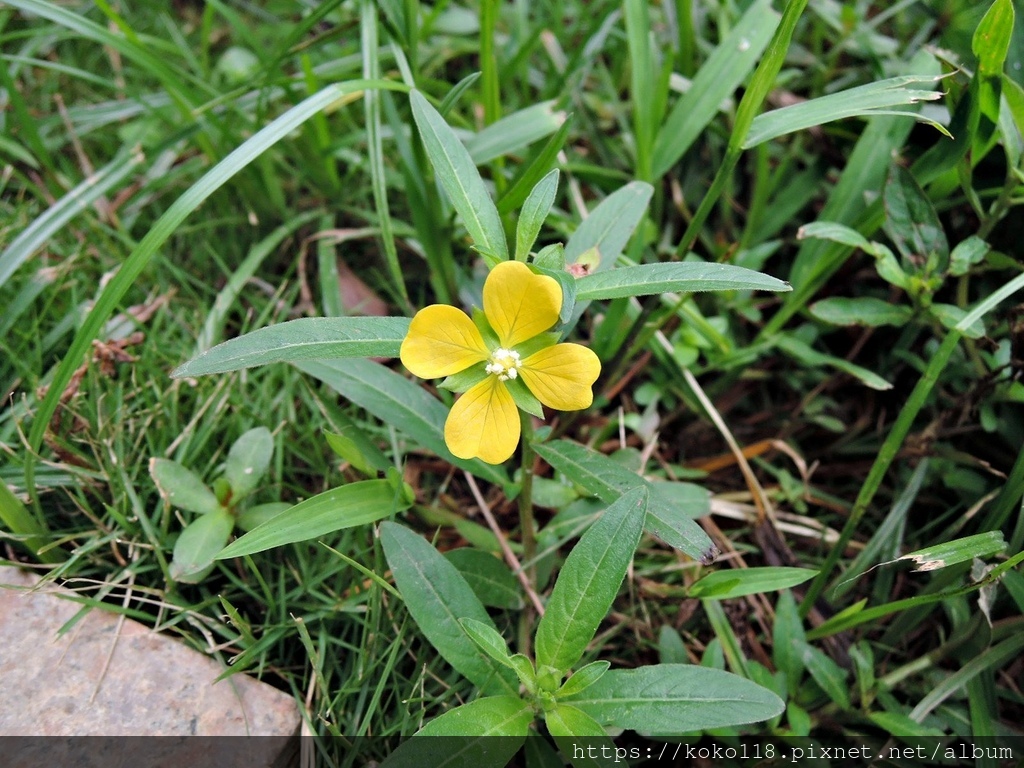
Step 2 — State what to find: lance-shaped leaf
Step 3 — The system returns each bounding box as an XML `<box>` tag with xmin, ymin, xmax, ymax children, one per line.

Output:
<box><xmin>295</xmin><ymin>358</ymin><xmax>509</xmax><ymax>488</ymax></box>
<box><xmin>898</xmin><ymin>531</ymin><xmax>1007</xmax><ymax>572</ymax></box>
<box><xmin>218</xmin><ymin>480</ymin><xmax>409</xmax><ymax>559</ymax></box>
<box><xmin>535</xmin><ymin>488</ymin><xmax>647</xmax><ymax>676</ymax></box>
<box><xmin>533</xmin><ymin>440</ymin><xmax>717</xmax><ymax>563</ymax></box>
<box><xmin>515</xmin><ymin>168</ymin><xmax>559</xmax><ymax>262</ymax></box>
<box><xmin>380</xmin><ymin>696</ymin><xmax>531</xmax><ymax>768</ymax></box>
<box><xmin>380</xmin><ymin>522</ymin><xmax>518</xmax><ymax>696</ymax></box>
<box><xmin>410</xmin><ymin>89</ymin><xmax>508</xmax><ymax>261</ymax></box>
<box><xmin>687</xmin><ymin>566</ymin><xmax>818</xmax><ymax>600</ymax></box>
<box><xmin>172</xmin><ymin>317</ymin><xmax>410</xmax><ymax>377</ymax></box>
<box><xmin>574</xmin><ymin>262</ymin><xmax>790</xmax><ymax>300</ymax></box>
<box><xmin>563</xmin><ymin>664</ymin><xmax>785</xmax><ymax>733</ymax></box>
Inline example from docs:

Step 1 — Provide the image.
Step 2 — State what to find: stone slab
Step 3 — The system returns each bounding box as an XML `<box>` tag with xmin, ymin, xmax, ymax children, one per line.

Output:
<box><xmin>0</xmin><ymin>565</ymin><xmax>301</xmax><ymax>753</ymax></box>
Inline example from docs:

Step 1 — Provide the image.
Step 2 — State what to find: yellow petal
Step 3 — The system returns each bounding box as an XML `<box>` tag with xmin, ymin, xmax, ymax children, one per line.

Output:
<box><xmin>483</xmin><ymin>260</ymin><xmax>561</xmax><ymax>348</ymax></box>
<box><xmin>400</xmin><ymin>305</ymin><xmax>489</xmax><ymax>379</ymax></box>
<box><xmin>444</xmin><ymin>377</ymin><xmax>521</xmax><ymax>464</ymax></box>
<box><xmin>519</xmin><ymin>343</ymin><xmax>601</xmax><ymax>411</ymax></box>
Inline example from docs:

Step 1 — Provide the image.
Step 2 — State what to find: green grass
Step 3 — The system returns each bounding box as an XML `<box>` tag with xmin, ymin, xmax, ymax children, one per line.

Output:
<box><xmin>2</xmin><ymin>0</ymin><xmax>1024</xmax><ymax>763</ymax></box>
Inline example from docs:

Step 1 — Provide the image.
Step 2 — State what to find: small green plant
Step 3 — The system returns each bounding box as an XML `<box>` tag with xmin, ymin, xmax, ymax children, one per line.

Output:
<box><xmin>150</xmin><ymin>426</ymin><xmax>285</xmax><ymax>583</ymax></box>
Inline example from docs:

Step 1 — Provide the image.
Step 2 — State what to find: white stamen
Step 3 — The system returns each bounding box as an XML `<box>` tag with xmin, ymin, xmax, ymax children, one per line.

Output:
<box><xmin>486</xmin><ymin>348</ymin><xmax>521</xmax><ymax>382</ymax></box>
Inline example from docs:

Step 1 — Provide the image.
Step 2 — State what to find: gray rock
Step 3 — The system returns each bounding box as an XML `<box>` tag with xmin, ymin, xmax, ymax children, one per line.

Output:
<box><xmin>0</xmin><ymin>565</ymin><xmax>301</xmax><ymax>764</ymax></box>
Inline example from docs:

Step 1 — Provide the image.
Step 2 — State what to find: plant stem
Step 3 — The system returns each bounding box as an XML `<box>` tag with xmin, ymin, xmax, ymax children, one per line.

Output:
<box><xmin>517</xmin><ymin>411</ymin><xmax>539</xmax><ymax>657</ymax></box>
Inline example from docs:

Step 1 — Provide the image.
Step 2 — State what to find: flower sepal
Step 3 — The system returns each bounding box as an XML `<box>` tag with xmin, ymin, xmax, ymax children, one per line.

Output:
<box><xmin>471</xmin><ymin>307</ymin><xmax>501</xmax><ymax>348</ymax></box>
<box><xmin>504</xmin><ymin>377</ymin><xmax>545</xmax><ymax>418</ymax></box>
<box><xmin>438</xmin><ymin>362</ymin><xmax>489</xmax><ymax>394</ymax></box>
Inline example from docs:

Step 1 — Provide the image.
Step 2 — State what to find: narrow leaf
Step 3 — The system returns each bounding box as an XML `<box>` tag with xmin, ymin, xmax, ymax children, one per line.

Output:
<box><xmin>380</xmin><ymin>697</ymin><xmax>530</xmax><ymax>768</ymax></box>
<box><xmin>810</xmin><ymin>297</ymin><xmax>914</xmax><ymax>327</ymax></box>
<box><xmin>535</xmin><ymin>488</ymin><xmax>647</xmax><ymax>675</ymax></box>
<box><xmin>379</xmin><ymin>522</ymin><xmax>518</xmax><ymax>696</ymax></box>
<box><xmin>564</xmin><ymin>664</ymin><xmax>785</xmax><ymax>732</ymax></box>
<box><xmin>533</xmin><ymin>440</ymin><xmax>717</xmax><ymax>563</ymax></box>
<box><xmin>515</xmin><ymin>169</ymin><xmax>559</xmax><ymax>262</ymax></box>
<box><xmin>574</xmin><ymin>262</ymin><xmax>790</xmax><ymax>300</ymax></box>
<box><xmin>466</xmin><ymin>101</ymin><xmax>565</xmax><ymax>165</ymax></box>
<box><xmin>174</xmin><ymin>317</ymin><xmax>410</xmax><ymax>377</ymax></box>
<box><xmin>296</xmin><ymin>358</ymin><xmax>509</xmax><ymax>488</ymax></box>
<box><xmin>687</xmin><ymin>567</ymin><xmax>818</xmax><ymax>600</ymax></box>
<box><xmin>218</xmin><ymin>480</ymin><xmax>408</xmax><ymax>559</ymax></box>
<box><xmin>564</xmin><ymin>182</ymin><xmax>653</xmax><ymax>270</ymax></box>
<box><xmin>898</xmin><ymin>531</ymin><xmax>1006</xmax><ymax>572</ymax></box>
<box><xmin>410</xmin><ymin>90</ymin><xmax>508</xmax><ymax>260</ymax></box>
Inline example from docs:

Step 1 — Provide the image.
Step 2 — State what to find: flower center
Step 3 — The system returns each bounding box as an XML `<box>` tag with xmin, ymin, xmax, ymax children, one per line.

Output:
<box><xmin>485</xmin><ymin>348</ymin><xmax>521</xmax><ymax>381</ymax></box>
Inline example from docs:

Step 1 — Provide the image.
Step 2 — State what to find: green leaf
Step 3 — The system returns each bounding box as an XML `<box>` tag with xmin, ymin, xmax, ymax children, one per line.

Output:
<box><xmin>574</xmin><ymin>262</ymin><xmax>790</xmax><ymax>300</ymax></box>
<box><xmin>687</xmin><ymin>567</ymin><xmax>818</xmax><ymax>600</ymax></box>
<box><xmin>557</xmin><ymin>661</ymin><xmax>611</xmax><ymax>699</ymax></box>
<box><xmin>459</xmin><ymin>618</ymin><xmax>514</xmax><ymax>668</ymax></box>
<box><xmin>546</xmin><ymin>703</ymin><xmax>607</xmax><ymax>738</ymax></box>
<box><xmin>883</xmin><ymin>163</ymin><xmax>948</xmax><ymax>266</ymax></box>
<box><xmin>564</xmin><ymin>182</ymin><xmax>653</xmax><ymax>271</ymax></box>
<box><xmin>295</xmin><ymin>358</ymin><xmax>509</xmax><ymax>488</ymax></box>
<box><xmin>532</xmin><ymin>440</ymin><xmax>717</xmax><ymax>563</ymax></box>
<box><xmin>535</xmin><ymin>488</ymin><xmax>647</xmax><ymax>675</ymax></box>
<box><xmin>948</xmin><ymin>236</ymin><xmax>989</xmax><ymax>277</ymax></box>
<box><xmin>930</xmin><ymin>303</ymin><xmax>985</xmax><ymax>340</ymax></box>
<box><xmin>380</xmin><ymin>697</ymin><xmax>531</xmax><ymax>768</ymax></box>
<box><xmin>27</xmin><ymin>79</ymin><xmax>409</xmax><ymax>479</ymax></box>
<box><xmin>796</xmin><ymin>641</ymin><xmax>850</xmax><ymax>710</ymax></box>
<box><xmin>410</xmin><ymin>90</ymin><xmax>508</xmax><ymax>261</ymax></box>
<box><xmin>776</xmin><ymin>335</ymin><xmax>892</xmax><ymax>391</ymax></box>
<box><xmin>323</xmin><ymin>422</ymin><xmax>391</xmax><ymax>477</ymax></box>
<box><xmin>745</xmin><ymin>74</ymin><xmax>946</xmax><ymax>149</ymax></box>
<box><xmin>0</xmin><ymin>147</ymin><xmax>145</xmax><ymax>290</ymax></box>
<box><xmin>898</xmin><ymin>531</ymin><xmax>1006</xmax><ymax>572</ymax></box>
<box><xmin>170</xmin><ymin>509</ymin><xmax>234</xmax><ymax>583</ymax></box>
<box><xmin>772</xmin><ymin>591</ymin><xmax>806</xmax><ymax>697</ymax></box>
<box><xmin>225</xmin><ymin>427</ymin><xmax>273</xmax><ymax>500</ymax></box>
<box><xmin>810</xmin><ymin>297</ymin><xmax>914</xmax><ymax>328</ymax></box>
<box><xmin>173</xmin><ymin>317</ymin><xmax>411</xmax><ymax>377</ymax></box>
<box><xmin>217</xmin><ymin>480</ymin><xmax>408</xmax><ymax>559</ymax></box>
<box><xmin>149</xmin><ymin>458</ymin><xmax>221</xmax><ymax>515</ymax></box>
<box><xmin>445</xmin><ymin>548</ymin><xmax>524</xmax><ymax>609</ymax></box>
<box><xmin>563</xmin><ymin>664</ymin><xmax>785</xmax><ymax>732</ymax></box>
<box><xmin>466</xmin><ymin>101</ymin><xmax>566</xmax><ymax>165</ymax></box>
<box><xmin>379</xmin><ymin>522</ymin><xmax>518</xmax><ymax>696</ymax></box>
<box><xmin>973</xmin><ymin>0</ymin><xmax>1014</xmax><ymax>78</ymax></box>
<box><xmin>236</xmin><ymin>502</ymin><xmax>290</xmax><ymax>533</ymax></box>
<box><xmin>515</xmin><ymin>169</ymin><xmax>559</xmax><ymax>262</ymax></box>
<box><xmin>652</xmin><ymin>0</ymin><xmax>778</xmax><ymax>177</ymax></box>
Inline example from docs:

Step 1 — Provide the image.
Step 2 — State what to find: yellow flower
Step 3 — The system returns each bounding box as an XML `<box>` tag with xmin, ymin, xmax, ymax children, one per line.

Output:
<box><xmin>401</xmin><ymin>260</ymin><xmax>601</xmax><ymax>464</ymax></box>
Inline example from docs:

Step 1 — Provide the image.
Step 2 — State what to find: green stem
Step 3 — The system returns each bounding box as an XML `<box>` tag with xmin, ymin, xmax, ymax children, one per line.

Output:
<box><xmin>517</xmin><ymin>411</ymin><xmax>538</xmax><ymax>656</ymax></box>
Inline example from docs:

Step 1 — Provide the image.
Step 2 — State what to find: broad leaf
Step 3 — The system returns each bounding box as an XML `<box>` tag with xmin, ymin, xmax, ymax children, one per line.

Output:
<box><xmin>379</xmin><ymin>522</ymin><xmax>518</xmax><ymax>696</ymax></box>
<box><xmin>574</xmin><ymin>262</ymin><xmax>790</xmax><ymax>300</ymax></box>
<box><xmin>380</xmin><ymin>696</ymin><xmax>531</xmax><ymax>768</ymax></box>
<box><xmin>535</xmin><ymin>488</ymin><xmax>647</xmax><ymax>676</ymax></box>
<box><xmin>557</xmin><ymin>661</ymin><xmax>611</xmax><ymax>699</ymax></box>
<box><xmin>150</xmin><ymin>458</ymin><xmax>221</xmax><ymax>515</ymax></box>
<box><xmin>883</xmin><ymin>163</ymin><xmax>948</xmax><ymax>267</ymax></box>
<box><xmin>564</xmin><ymin>664</ymin><xmax>785</xmax><ymax>733</ymax></box>
<box><xmin>533</xmin><ymin>440</ymin><xmax>717</xmax><ymax>563</ymax></box>
<box><xmin>225</xmin><ymin>426</ymin><xmax>273</xmax><ymax>499</ymax></box>
<box><xmin>172</xmin><ymin>317</ymin><xmax>410</xmax><ymax>377</ymax></box>
<box><xmin>170</xmin><ymin>509</ymin><xmax>234</xmax><ymax>583</ymax></box>
<box><xmin>546</xmin><ymin>703</ymin><xmax>607</xmax><ymax>738</ymax></box>
<box><xmin>687</xmin><ymin>567</ymin><xmax>818</xmax><ymax>600</ymax></box>
<box><xmin>218</xmin><ymin>480</ymin><xmax>408</xmax><ymax>558</ymax></box>
<box><xmin>410</xmin><ymin>90</ymin><xmax>508</xmax><ymax>261</ymax></box>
